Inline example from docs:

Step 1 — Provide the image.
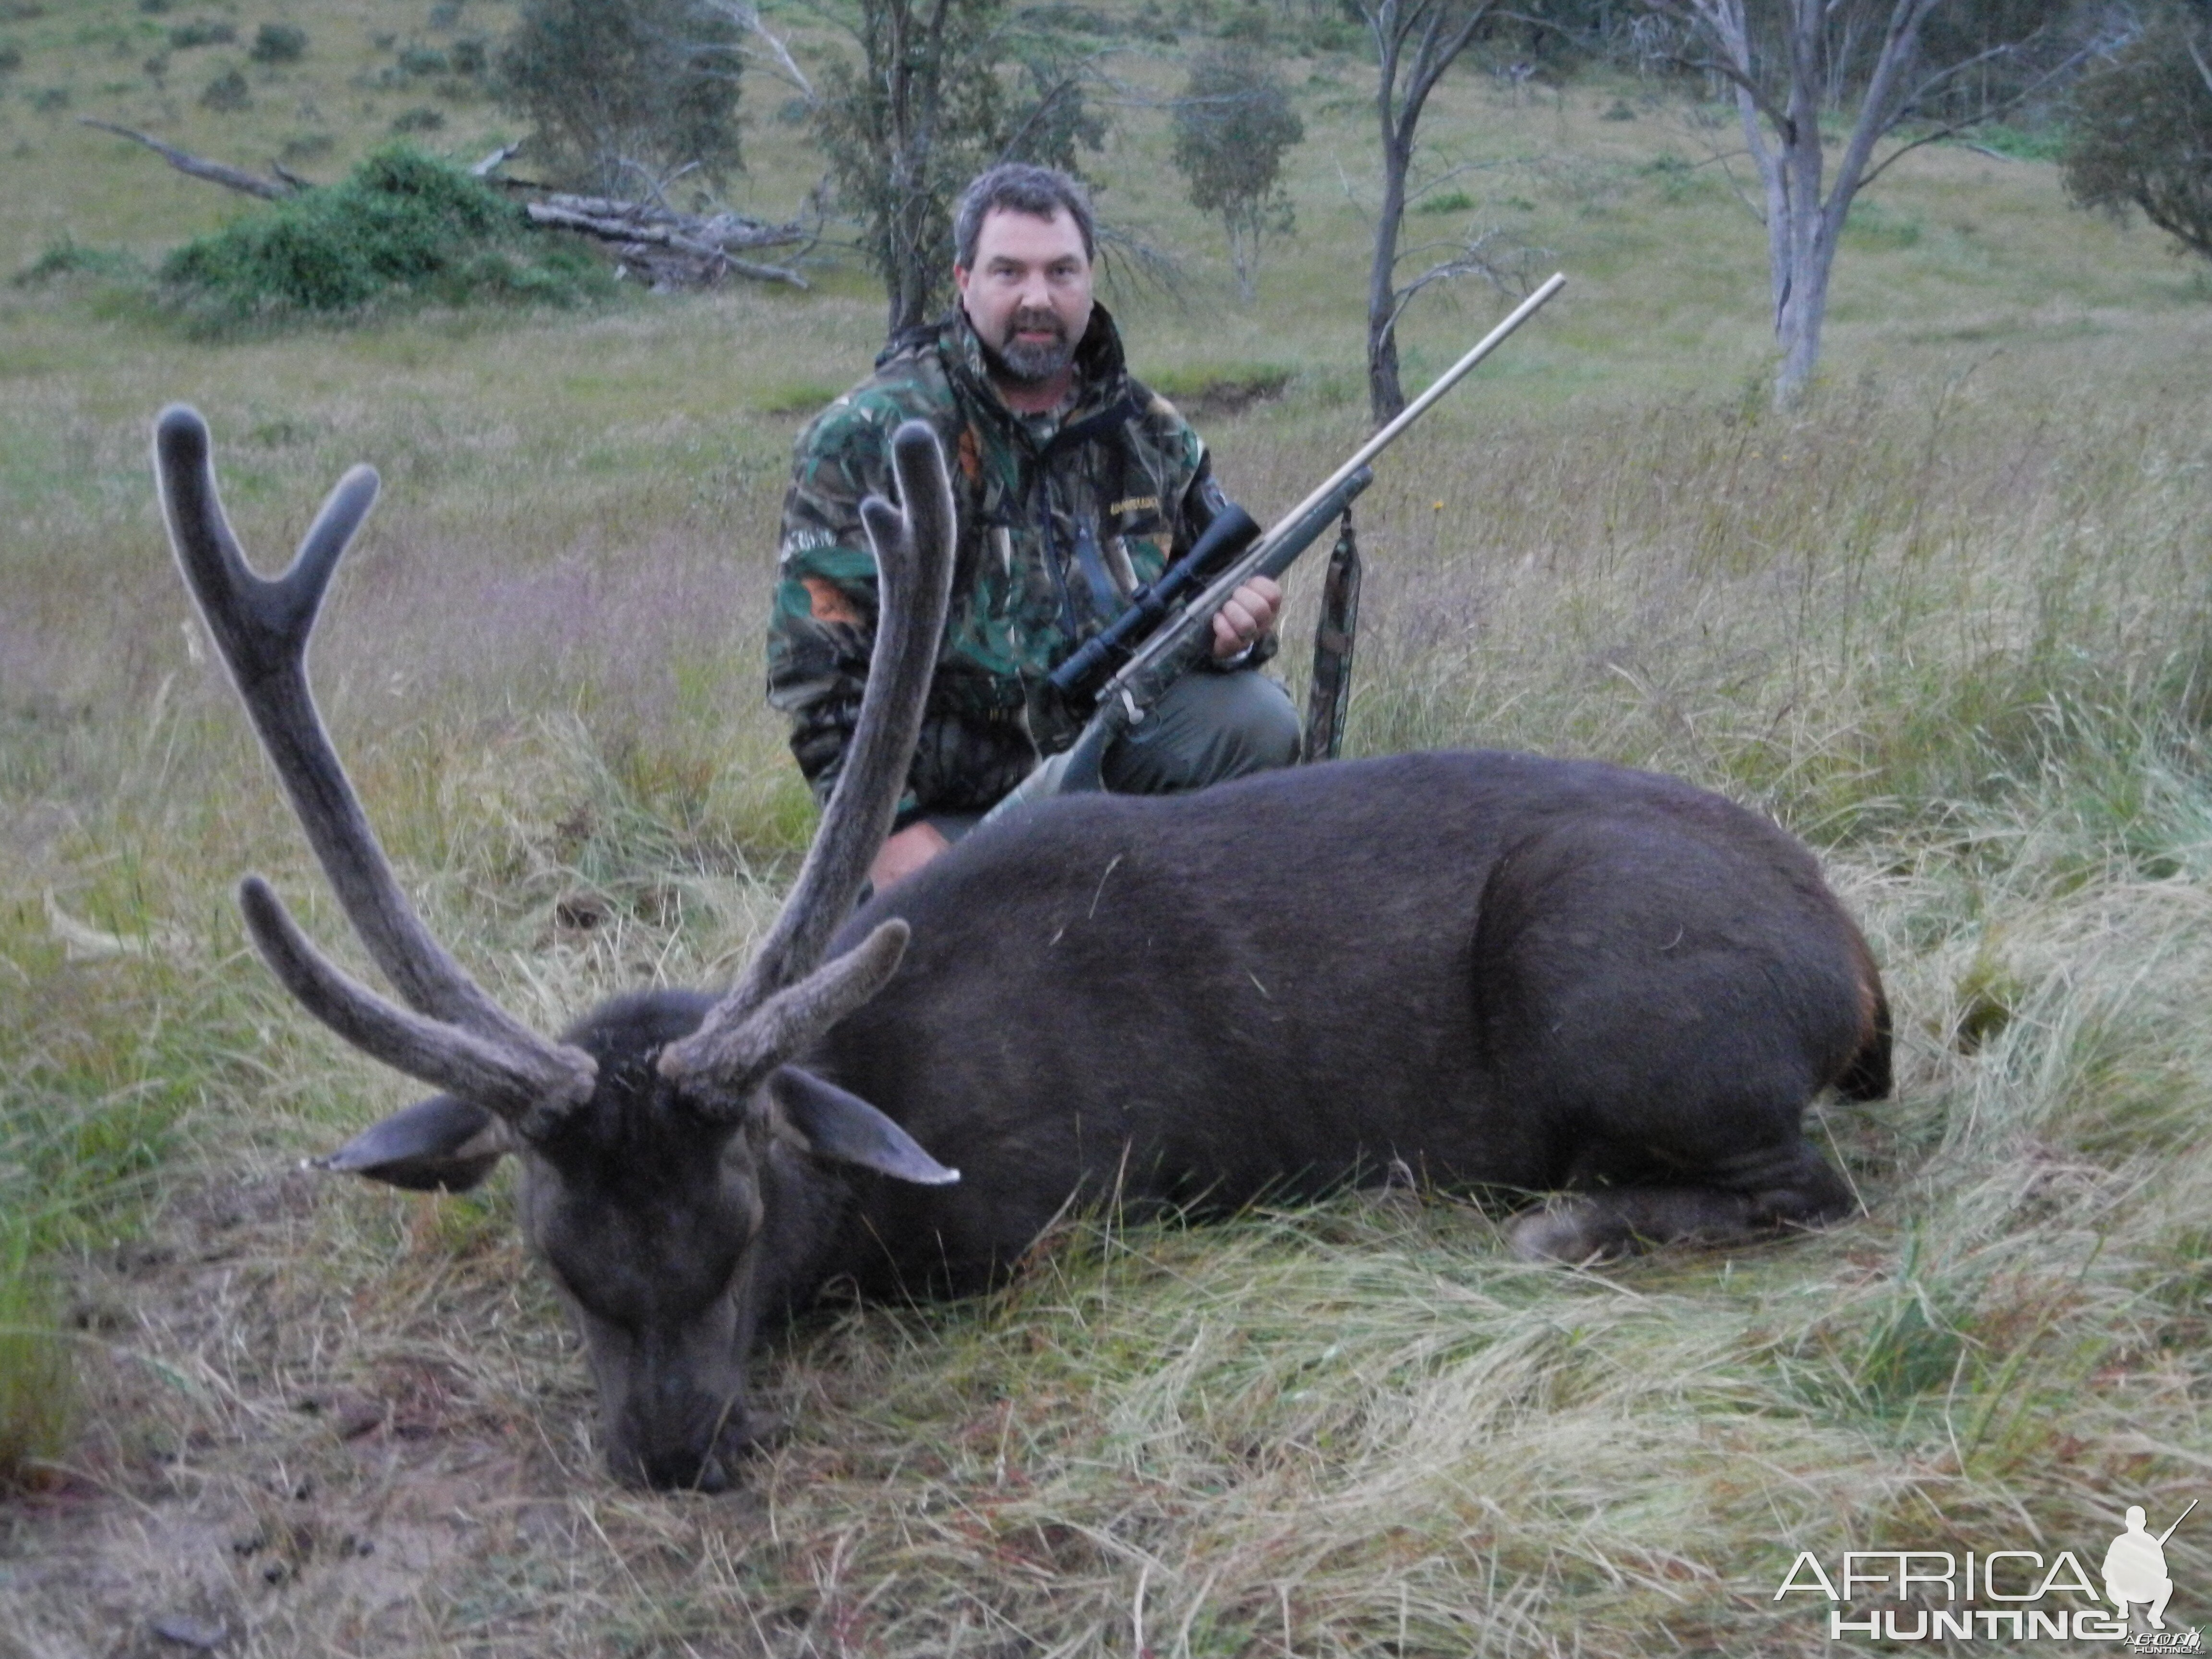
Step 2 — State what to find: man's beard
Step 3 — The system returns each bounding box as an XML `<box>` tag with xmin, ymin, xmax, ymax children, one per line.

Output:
<box><xmin>983</xmin><ymin>308</ymin><xmax>1077</xmax><ymax>385</ymax></box>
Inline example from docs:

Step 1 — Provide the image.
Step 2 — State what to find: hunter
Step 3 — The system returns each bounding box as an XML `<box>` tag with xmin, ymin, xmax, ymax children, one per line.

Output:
<box><xmin>767</xmin><ymin>162</ymin><xmax>1300</xmax><ymax>892</ymax></box>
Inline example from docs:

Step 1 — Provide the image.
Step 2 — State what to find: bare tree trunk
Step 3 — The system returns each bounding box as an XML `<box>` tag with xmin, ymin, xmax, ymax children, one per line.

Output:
<box><xmin>1366</xmin><ymin>128</ymin><xmax>1411</xmax><ymax>422</ymax></box>
<box><xmin>1358</xmin><ymin>0</ymin><xmax>1497</xmax><ymax>427</ymax></box>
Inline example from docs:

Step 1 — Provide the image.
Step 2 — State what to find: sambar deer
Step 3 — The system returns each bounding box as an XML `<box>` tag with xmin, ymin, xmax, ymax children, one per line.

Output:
<box><xmin>158</xmin><ymin>406</ymin><xmax>1888</xmax><ymax>1492</ymax></box>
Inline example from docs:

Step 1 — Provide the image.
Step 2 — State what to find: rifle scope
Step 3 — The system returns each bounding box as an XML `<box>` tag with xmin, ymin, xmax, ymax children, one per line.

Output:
<box><xmin>1047</xmin><ymin>503</ymin><xmax>1262</xmax><ymax>708</ymax></box>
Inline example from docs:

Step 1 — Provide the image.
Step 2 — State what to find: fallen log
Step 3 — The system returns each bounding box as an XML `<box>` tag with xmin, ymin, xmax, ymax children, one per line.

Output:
<box><xmin>82</xmin><ymin>120</ymin><xmax>815</xmax><ymax>291</ymax></box>
<box><xmin>80</xmin><ymin>119</ymin><xmax>296</xmax><ymax>199</ymax></box>
<box><xmin>523</xmin><ymin>200</ymin><xmax>808</xmax><ymax>289</ymax></box>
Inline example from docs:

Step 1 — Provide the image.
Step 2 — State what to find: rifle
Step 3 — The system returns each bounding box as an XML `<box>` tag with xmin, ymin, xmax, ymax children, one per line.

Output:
<box><xmin>986</xmin><ymin>270</ymin><xmax>1568</xmax><ymax>817</ymax></box>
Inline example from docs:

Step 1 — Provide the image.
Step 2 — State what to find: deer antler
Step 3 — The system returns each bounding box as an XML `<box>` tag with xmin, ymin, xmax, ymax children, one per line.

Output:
<box><xmin>658</xmin><ymin>420</ymin><xmax>955</xmax><ymax>1106</ymax></box>
<box><xmin>156</xmin><ymin>405</ymin><xmax>597</xmax><ymax>1128</ymax></box>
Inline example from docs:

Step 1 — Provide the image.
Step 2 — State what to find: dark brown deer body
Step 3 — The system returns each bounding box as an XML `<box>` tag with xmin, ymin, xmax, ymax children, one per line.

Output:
<box><xmin>157</xmin><ymin>408</ymin><xmax>1887</xmax><ymax>1492</ymax></box>
<box><xmin>814</xmin><ymin>750</ymin><xmax>1885</xmax><ymax>1288</ymax></box>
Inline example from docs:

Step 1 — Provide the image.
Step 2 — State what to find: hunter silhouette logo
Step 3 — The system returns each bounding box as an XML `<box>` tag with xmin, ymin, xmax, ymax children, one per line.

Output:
<box><xmin>2105</xmin><ymin>1501</ymin><xmax>2194</xmax><ymax>1641</ymax></box>
<box><xmin>1774</xmin><ymin>1497</ymin><xmax>2202</xmax><ymax>1645</ymax></box>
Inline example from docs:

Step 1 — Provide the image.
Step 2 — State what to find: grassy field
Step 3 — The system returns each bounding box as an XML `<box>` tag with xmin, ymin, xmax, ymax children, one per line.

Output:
<box><xmin>4</xmin><ymin>0</ymin><xmax>2212</xmax><ymax>1652</ymax></box>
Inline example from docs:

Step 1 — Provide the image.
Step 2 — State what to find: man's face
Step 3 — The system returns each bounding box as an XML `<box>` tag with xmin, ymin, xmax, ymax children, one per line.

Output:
<box><xmin>955</xmin><ymin>206</ymin><xmax>1094</xmax><ymax>388</ymax></box>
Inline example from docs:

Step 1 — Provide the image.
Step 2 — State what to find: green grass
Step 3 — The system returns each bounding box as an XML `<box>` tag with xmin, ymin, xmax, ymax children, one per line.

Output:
<box><xmin>2</xmin><ymin>0</ymin><xmax>2211</xmax><ymax>1648</ymax></box>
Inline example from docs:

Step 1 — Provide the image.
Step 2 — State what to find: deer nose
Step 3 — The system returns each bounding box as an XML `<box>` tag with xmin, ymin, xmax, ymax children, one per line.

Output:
<box><xmin>642</xmin><ymin>1444</ymin><xmax>730</xmax><ymax>1492</ymax></box>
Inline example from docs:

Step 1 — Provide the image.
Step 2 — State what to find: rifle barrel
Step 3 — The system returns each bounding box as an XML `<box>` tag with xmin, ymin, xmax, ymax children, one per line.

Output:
<box><xmin>1271</xmin><ymin>271</ymin><xmax>1567</xmax><ymax>539</ymax></box>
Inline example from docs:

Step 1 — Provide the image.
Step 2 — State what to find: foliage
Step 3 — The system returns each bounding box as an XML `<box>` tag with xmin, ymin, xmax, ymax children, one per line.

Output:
<box><xmin>10</xmin><ymin>239</ymin><xmax>144</xmax><ymax>289</ymax></box>
<box><xmin>199</xmin><ymin>63</ymin><xmax>248</xmax><ymax>110</ymax></box>
<box><xmin>1958</xmin><ymin>118</ymin><xmax>2069</xmax><ymax>160</ymax></box>
<box><xmin>166</xmin><ymin>18</ymin><xmax>234</xmax><ymax>48</ymax></box>
<box><xmin>158</xmin><ymin>144</ymin><xmax>616</xmax><ymax>323</ymax></box>
<box><xmin>248</xmin><ymin>22</ymin><xmax>308</xmax><ymax>64</ymax></box>
<box><xmin>1171</xmin><ymin>44</ymin><xmax>1305</xmax><ymax>300</ymax></box>
<box><xmin>812</xmin><ymin>0</ymin><xmax>1106</xmax><ymax>337</ymax></box>
<box><xmin>2063</xmin><ymin>7</ymin><xmax>2212</xmax><ymax>264</ymax></box>
<box><xmin>495</xmin><ymin>0</ymin><xmax>744</xmax><ymax>195</ymax></box>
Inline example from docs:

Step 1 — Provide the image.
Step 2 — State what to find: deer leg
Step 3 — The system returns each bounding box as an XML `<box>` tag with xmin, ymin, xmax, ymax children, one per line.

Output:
<box><xmin>1506</xmin><ymin>1139</ymin><xmax>1853</xmax><ymax>1264</ymax></box>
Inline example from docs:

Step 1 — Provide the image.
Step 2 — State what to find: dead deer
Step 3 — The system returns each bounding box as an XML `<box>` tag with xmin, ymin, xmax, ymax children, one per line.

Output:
<box><xmin>158</xmin><ymin>406</ymin><xmax>1889</xmax><ymax>1492</ymax></box>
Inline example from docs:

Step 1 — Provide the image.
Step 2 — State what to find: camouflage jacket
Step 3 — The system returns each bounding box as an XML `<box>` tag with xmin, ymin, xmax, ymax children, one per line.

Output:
<box><xmin>768</xmin><ymin>303</ymin><xmax>1259</xmax><ymax>823</ymax></box>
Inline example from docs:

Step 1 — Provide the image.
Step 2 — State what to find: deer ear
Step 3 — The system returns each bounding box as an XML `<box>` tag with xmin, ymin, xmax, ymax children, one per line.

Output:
<box><xmin>769</xmin><ymin>1066</ymin><xmax>959</xmax><ymax>1187</ymax></box>
<box><xmin>313</xmin><ymin>1093</ymin><xmax>517</xmax><ymax>1192</ymax></box>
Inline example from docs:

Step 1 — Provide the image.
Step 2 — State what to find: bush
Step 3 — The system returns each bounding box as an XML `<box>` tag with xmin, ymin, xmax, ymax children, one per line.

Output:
<box><xmin>199</xmin><ymin>63</ymin><xmax>248</xmax><ymax>109</ymax></box>
<box><xmin>0</xmin><ymin>42</ymin><xmax>20</xmax><ymax>74</ymax></box>
<box><xmin>391</xmin><ymin>104</ymin><xmax>445</xmax><ymax>132</ymax></box>
<box><xmin>249</xmin><ymin>22</ymin><xmax>307</xmax><ymax>63</ymax></box>
<box><xmin>12</xmin><ymin>239</ymin><xmax>147</xmax><ymax>289</ymax></box>
<box><xmin>159</xmin><ymin>143</ymin><xmax>616</xmax><ymax>322</ymax></box>
<box><xmin>167</xmin><ymin>18</ymin><xmax>234</xmax><ymax>48</ymax></box>
<box><xmin>496</xmin><ymin>0</ymin><xmax>743</xmax><ymax>193</ymax></box>
<box><xmin>1171</xmin><ymin>45</ymin><xmax>1304</xmax><ymax>300</ymax></box>
<box><xmin>2062</xmin><ymin>11</ymin><xmax>2212</xmax><ymax>264</ymax></box>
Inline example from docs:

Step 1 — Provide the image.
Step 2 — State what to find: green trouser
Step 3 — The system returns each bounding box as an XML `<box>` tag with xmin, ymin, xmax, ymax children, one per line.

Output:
<box><xmin>935</xmin><ymin>669</ymin><xmax>1302</xmax><ymax>844</ymax></box>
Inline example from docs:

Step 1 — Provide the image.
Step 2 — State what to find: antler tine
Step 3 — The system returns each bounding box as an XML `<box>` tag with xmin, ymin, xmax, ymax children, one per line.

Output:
<box><xmin>157</xmin><ymin>406</ymin><xmax>596</xmax><ymax>1123</ymax></box>
<box><xmin>655</xmin><ymin>423</ymin><xmax>952</xmax><ymax>1103</ymax></box>
<box><xmin>240</xmin><ymin>878</ymin><xmax>585</xmax><ymax>1126</ymax></box>
<box><xmin>734</xmin><ymin>420</ymin><xmax>955</xmax><ymax>1007</ymax></box>
<box><xmin>658</xmin><ymin>919</ymin><xmax>912</xmax><ymax>1114</ymax></box>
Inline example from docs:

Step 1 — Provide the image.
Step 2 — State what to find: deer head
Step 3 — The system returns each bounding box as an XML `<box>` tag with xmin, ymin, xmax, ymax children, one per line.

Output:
<box><xmin>156</xmin><ymin>406</ymin><xmax>960</xmax><ymax>1490</ymax></box>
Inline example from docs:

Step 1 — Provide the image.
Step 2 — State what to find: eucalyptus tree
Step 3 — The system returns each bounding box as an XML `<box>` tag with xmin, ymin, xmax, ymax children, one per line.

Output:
<box><xmin>1171</xmin><ymin>46</ymin><xmax>1306</xmax><ymax>301</ymax></box>
<box><xmin>1643</xmin><ymin>0</ymin><xmax>2083</xmax><ymax>405</ymax></box>
<box><xmin>1355</xmin><ymin>0</ymin><xmax>1507</xmax><ymax>422</ymax></box>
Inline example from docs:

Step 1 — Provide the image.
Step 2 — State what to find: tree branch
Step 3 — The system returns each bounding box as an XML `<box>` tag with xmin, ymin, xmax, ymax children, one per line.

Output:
<box><xmin>695</xmin><ymin>0</ymin><xmax>817</xmax><ymax>103</ymax></box>
<box><xmin>78</xmin><ymin>119</ymin><xmax>296</xmax><ymax>199</ymax></box>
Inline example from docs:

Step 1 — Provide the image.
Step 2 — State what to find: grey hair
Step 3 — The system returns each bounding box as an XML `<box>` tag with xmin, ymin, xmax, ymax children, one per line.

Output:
<box><xmin>952</xmin><ymin>164</ymin><xmax>1096</xmax><ymax>270</ymax></box>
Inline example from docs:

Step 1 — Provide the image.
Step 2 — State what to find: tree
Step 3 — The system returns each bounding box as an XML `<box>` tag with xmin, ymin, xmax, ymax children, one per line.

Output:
<box><xmin>1644</xmin><ymin>0</ymin><xmax>2082</xmax><ymax>405</ymax></box>
<box><xmin>496</xmin><ymin>0</ymin><xmax>745</xmax><ymax>196</ymax></box>
<box><xmin>2062</xmin><ymin>7</ymin><xmax>2212</xmax><ymax>266</ymax></box>
<box><xmin>1170</xmin><ymin>46</ymin><xmax>1305</xmax><ymax>301</ymax></box>
<box><xmin>1356</xmin><ymin>0</ymin><xmax>1508</xmax><ymax>423</ymax></box>
<box><xmin>812</xmin><ymin>0</ymin><xmax>1103</xmax><ymax>339</ymax></box>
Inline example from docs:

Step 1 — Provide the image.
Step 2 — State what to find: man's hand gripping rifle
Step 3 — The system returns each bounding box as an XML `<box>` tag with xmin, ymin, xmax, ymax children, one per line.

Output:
<box><xmin>990</xmin><ymin>271</ymin><xmax>1568</xmax><ymax>816</ymax></box>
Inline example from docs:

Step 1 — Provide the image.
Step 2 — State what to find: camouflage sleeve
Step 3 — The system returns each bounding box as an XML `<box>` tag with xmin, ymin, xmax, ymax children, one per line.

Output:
<box><xmin>765</xmin><ymin>398</ymin><xmax>905</xmax><ymax>814</ymax></box>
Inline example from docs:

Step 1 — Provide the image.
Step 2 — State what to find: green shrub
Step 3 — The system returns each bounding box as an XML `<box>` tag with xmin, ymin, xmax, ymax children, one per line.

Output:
<box><xmin>199</xmin><ymin>63</ymin><xmax>248</xmax><ymax>109</ymax></box>
<box><xmin>0</xmin><ymin>42</ymin><xmax>21</xmax><ymax>74</ymax></box>
<box><xmin>391</xmin><ymin>104</ymin><xmax>445</xmax><ymax>132</ymax></box>
<box><xmin>167</xmin><ymin>18</ymin><xmax>234</xmax><ymax>48</ymax></box>
<box><xmin>2063</xmin><ymin>11</ymin><xmax>2212</xmax><ymax>264</ymax></box>
<box><xmin>249</xmin><ymin>22</ymin><xmax>307</xmax><ymax>63</ymax></box>
<box><xmin>159</xmin><ymin>143</ymin><xmax>615</xmax><ymax>322</ymax></box>
<box><xmin>1960</xmin><ymin>121</ymin><xmax>2066</xmax><ymax>162</ymax></box>
<box><xmin>12</xmin><ymin>238</ymin><xmax>146</xmax><ymax>288</ymax></box>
